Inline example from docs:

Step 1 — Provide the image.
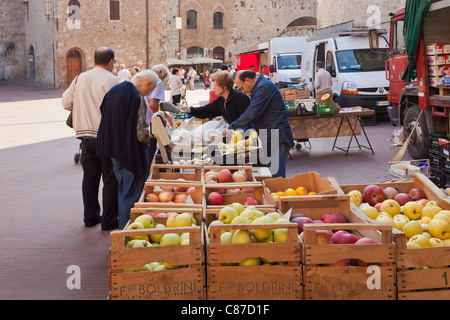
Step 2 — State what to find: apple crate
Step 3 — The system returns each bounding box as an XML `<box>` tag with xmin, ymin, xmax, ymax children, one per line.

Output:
<box><xmin>204</xmin><ymin>205</ymin><xmax>279</xmax><ymax>227</ymax></box>
<box><xmin>129</xmin><ymin>206</ymin><xmax>204</xmax><ymax>227</ymax></box>
<box><xmin>262</xmin><ymin>171</ymin><xmax>338</xmax><ymax>207</ymax></box>
<box><xmin>302</xmin><ymin>223</ymin><xmax>396</xmax><ymax>300</ymax></box>
<box><xmin>204</xmin><ymin>182</ymin><xmax>265</xmax><ymax>208</ymax></box>
<box><xmin>136</xmin><ymin>180</ymin><xmax>204</xmax><ymax>209</ymax></box>
<box><xmin>108</xmin><ymin>224</ymin><xmax>205</xmax><ymax>300</ymax></box>
<box><xmin>149</xmin><ymin>163</ymin><xmax>203</xmax><ymax>182</ymax></box>
<box><xmin>393</xmin><ymin>230</ymin><xmax>450</xmax><ymax>300</ymax></box>
<box><xmin>203</xmin><ymin>165</ymin><xmax>257</xmax><ymax>182</ymax></box>
<box><xmin>205</xmin><ymin>222</ymin><xmax>303</xmax><ymax>300</ymax></box>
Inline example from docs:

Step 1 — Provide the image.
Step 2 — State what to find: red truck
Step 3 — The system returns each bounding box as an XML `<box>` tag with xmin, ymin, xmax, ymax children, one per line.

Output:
<box><xmin>387</xmin><ymin>0</ymin><xmax>450</xmax><ymax>160</ymax></box>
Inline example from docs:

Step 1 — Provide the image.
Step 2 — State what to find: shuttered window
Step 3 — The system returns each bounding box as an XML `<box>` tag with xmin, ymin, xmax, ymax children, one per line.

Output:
<box><xmin>110</xmin><ymin>0</ymin><xmax>120</xmax><ymax>20</ymax></box>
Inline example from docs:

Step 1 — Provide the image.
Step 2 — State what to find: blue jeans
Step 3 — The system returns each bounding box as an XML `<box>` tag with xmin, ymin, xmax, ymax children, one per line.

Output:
<box><xmin>111</xmin><ymin>158</ymin><xmax>148</xmax><ymax>230</ymax></box>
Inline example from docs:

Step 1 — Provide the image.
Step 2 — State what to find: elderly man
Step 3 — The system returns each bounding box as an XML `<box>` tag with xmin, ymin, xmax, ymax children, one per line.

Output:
<box><xmin>96</xmin><ymin>70</ymin><xmax>159</xmax><ymax>229</ymax></box>
<box><xmin>62</xmin><ymin>47</ymin><xmax>120</xmax><ymax>231</ymax></box>
<box><xmin>144</xmin><ymin>64</ymin><xmax>170</xmax><ymax>168</ymax></box>
<box><xmin>230</xmin><ymin>70</ymin><xmax>294</xmax><ymax>178</ymax></box>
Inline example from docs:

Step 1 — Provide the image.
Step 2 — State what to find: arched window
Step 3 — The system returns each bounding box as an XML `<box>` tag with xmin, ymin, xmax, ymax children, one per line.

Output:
<box><xmin>213</xmin><ymin>12</ymin><xmax>224</xmax><ymax>29</ymax></box>
<box><xmin>186</xmin><ymin>10</ymin><xmax>197</xmax><ymax>29</ymax></box>
<box><xmin>213</xmin><ymin>47</ymin><xmax>225</xmax><ymax>61</ymax></box>
<box><xmin>187</xmin><ymin>46</ymin><xmax>204</xmax><ymax>59</ymax></box>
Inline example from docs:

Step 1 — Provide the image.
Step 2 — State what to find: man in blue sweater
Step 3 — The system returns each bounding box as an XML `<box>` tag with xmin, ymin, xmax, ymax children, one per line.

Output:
<box><xmin>230</xmin><ymin>70</ymin><xmax>294</xmax><ymax>178</ymax></box>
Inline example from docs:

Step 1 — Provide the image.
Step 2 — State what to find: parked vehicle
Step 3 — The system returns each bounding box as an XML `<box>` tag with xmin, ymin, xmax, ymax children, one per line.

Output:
<box><xmin>301</xmin><ymin>21</ymin><xmax>390</xmax><ymax>114</ymax></box>
<box><xmin>387</xmin><ymin>1</ymin><xmax>450</xmax><ymax>159</ymax></box>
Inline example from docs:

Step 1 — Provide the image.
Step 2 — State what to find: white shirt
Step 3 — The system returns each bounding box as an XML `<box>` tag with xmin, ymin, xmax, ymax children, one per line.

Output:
<box><xmin>168</xmin><ymin>74</ymin><xmax>183</xmax><ymax>96</ymax></box>
<box><xmin>314</xmin><ymin>68</ymin><xmax>333</xmax><ymax>92</ymax></box>
<box><xmin>118</xmin><ymin>68</ymin><xmax>131</xmax><ymax>82</ymax></box>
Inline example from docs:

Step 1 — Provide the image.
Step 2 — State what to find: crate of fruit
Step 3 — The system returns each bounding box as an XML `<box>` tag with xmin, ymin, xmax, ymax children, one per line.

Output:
<box><xmin>263</xmin><ymin>171</ymin><xmax>338</xmax><ymax>207</ymax></box>
<box><xmin>204</xmin><ymin>182</ymin><xmax>265</xmax><ymax>209</ymax></box>
<box><xmin>108</xmin><ymin>213</ymin><xmax>205</xmax><ymax>300</ymax></box>
<box><xmin>204</xmin><ymin>204</ymin><xmax>279</xmax><ymax>227</ymax></box>
<box><xmin>129</xmin><ymin>206</ymin><xmax>204</xmax><ymax>229</ymax></box>
<box><xmin>302</xmin><ymin>223</ymin><xmax>396</xmax><ymax>300</ymax></box>
<box><xmin>135</xmin><ymin>180</ymin><xmax>204</xmax><ymax>209</ymax></box>
<box><xmin>203</xmin><ymin>166</ymin><xmax>257</xmax><ymax>183</ymax></box>
<box><xmin>205</xmin><ymin>215</ymin><xmax>302</xmax><ymax>300</ymax></box>
<box><xmin>149</xmin><ymin>163</ymin><xmax>203</xmax><ymax>182</ymax></box>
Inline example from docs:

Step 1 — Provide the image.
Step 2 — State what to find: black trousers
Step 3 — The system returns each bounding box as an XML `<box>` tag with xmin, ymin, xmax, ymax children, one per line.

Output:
<box><xmin>80</xmin><ymin>138</ymin><xmax>119</xmax><ymax>230</ymax></box>
<box><xmin>172</xmin><ymin>94</ymin><xmax>181</xmax><ymax>105</ymax></box>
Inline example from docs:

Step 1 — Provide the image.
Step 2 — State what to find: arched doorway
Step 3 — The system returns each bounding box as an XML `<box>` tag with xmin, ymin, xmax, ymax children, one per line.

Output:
<box><xmin>67</xmin><ymin>49</ymin><xmax>82</xmax><ymax>86</ymax></box>
<box><xmin>186</xmin><ymin>46</ymin><xmax>204</xmax><ymax>59</ymax></box>
<box><xmin>28</xmin><ymin>46</ymin><xmax>35</xmax><ymax>81</ymax></box>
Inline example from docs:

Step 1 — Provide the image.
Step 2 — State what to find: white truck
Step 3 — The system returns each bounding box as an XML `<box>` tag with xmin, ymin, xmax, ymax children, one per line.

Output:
<box><xmin>300</xmin><ymin>21</ymin><xmax>390</xmax><ymax>115</ymax></box>
<box><xmin>268</xmin><ymin>36</ymin><xmax>309</xmax><ymax>88</ymax></box>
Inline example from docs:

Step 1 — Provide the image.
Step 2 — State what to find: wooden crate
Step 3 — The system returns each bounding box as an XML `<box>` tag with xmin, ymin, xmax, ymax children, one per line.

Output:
<box><xmin>149</xmin><ymin>163</ymin><xmax>203</xmax><ymax>182</ymax></box>
<box><xmin>205</xmin><ymin>222</ymin><xmax>302</xmax><ymax>300</ymax></box>
<box><xmin>204</xmin><ymin>182</ymin><xmax>265</xmax><ymax>207</ymax></box>
<box><xmin>109</xmin><ymin>225</ymin><xmax>205</xmax><ymax>300</ymax></box>
<box><xmin>203</xmin><ymin>165</ymin><xmax>257</xmax><ymax>182</ymax></box>
<box><xmin>263</xmin><ymin>172</ymin><xmax>338</xmax><ymax>207</ymax></box>
<box><xmin>394</xmin><ymin>230</ymin><xmax>450</xmax><ymax>300</ymax></box>
<box><xmin>204</xmin><ymin>205</ymin><xmax>279</xmax><ymax>227</ymax></box>
<box><xmin>136</xmin><ymin>180</ymin><xmax>204</xmax><ymax>208</ymax></box>
<box><xmin>302</xmin><ymin>223</ymin><xmax>396</xmax><ymax>300</ymax></box>
<box><xmin>129</xmin><ymin>206</ymin><xmax>204</xmax><ymax>227</ymax></box>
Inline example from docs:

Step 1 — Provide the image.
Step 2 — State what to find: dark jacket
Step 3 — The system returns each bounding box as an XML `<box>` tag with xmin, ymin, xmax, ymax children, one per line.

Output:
<box><xmin>188</xmin><ymin>88</ymin><xmax>250</xmax><ymax>124</ymax></box>
<box><xmin>229</xmin><ymin>75</ymin><xmax>294</xmax><ymax>147</ymax></box>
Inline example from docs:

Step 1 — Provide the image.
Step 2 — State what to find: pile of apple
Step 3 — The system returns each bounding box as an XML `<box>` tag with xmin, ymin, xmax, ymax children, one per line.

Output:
<box><xmin>218</xmin><ymin>130</ymin><xmax>259</xmax><ymax>155</ymax></box>
<box><xmin>122</xmin><ymin>213</ymin><xmax>197</xmax><ymax>272</ymax></box>
<box><xmin>145</xmin><ymin>181</ymin><xmax>196</xmax><ymax>204</ymax></box>
<box><xmin>205</xmin><ymin>168</ymin><xmax>251</xmax><ymax>184</ymax></box>
<box><xmin>348</xmin><ymin>185</ymin><xmax>450</xmax><ymax>251</ymax></box>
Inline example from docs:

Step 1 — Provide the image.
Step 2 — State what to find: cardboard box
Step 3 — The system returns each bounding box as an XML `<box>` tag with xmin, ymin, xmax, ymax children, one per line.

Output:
<box><xmin>388</xmin><ymin>160</ymin><xmax>430</xmax><ymax>179</ymax></box>
<box><xmin>262</xmin><ymin>171</ymin><xmax>337</xmax><ymax>207</ymax></box>
<box><xmin>429</xmin><ymin>76</ymin><xmax>443</xmax><ymax>87</ymax></box>
<box><xmin>428</xmin><ymin>55</ymin><xmax>446</xmax><ymax>66</ymax></box>
<box><xmin>427</xmin><ymin>43</ymin><xmax>444</xmax><ymax>55</ymax></box>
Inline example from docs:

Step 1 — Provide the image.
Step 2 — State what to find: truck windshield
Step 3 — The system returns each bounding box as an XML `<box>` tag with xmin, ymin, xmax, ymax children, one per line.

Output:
<box><xmin>277</xmin><ymin>55</ymin><xmax>302</xmax><ymax>70</ymax></box>
<box><xmin>336</xmin><ymin>49</ymin><xmax>388</xmax><ymax>72</ymax></box>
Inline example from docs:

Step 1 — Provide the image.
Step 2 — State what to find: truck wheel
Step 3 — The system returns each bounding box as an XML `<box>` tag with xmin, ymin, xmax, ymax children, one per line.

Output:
<box><xmin>403</xmin><ymin>106</ymin><xmax>430</xmax><ymax>159</ymax></box>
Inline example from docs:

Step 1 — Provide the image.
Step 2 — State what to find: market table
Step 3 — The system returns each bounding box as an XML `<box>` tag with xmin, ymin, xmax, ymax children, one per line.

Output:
<box><xmin>288</xmin><ymin>109</ymin><xmax>375</xmax><ymax>156</ymax></box>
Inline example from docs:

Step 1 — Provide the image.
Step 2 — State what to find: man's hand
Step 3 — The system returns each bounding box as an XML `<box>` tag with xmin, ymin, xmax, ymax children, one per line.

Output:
<box><xmin>179</xmin><ymin>104</ymin><xmax>191</xmax><ymax>113</ymax></box>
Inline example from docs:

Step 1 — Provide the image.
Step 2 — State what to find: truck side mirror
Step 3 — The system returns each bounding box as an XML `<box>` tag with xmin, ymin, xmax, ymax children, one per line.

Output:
<box><xmin>269</xmin><ymin>64</ymin><xmax>275</xmax><ymax>73</ymax></box>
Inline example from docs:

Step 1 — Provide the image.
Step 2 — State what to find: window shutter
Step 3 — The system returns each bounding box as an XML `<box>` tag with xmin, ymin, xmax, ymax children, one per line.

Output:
<box><xmin>110</xmin><ymin>0</ymin><xmax>120</xmax><ymax>20</ymax></box>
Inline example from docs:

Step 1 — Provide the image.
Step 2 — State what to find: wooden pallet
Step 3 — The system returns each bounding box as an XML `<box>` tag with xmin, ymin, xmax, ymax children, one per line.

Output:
<box><xmin>205</xmin><ymin>222</ymin><xmax>302</xmax><ymax>300</ymax></box>
<box><xmin>108</xmin><ymin>225</ymin><xmax>205</xmax><ymax>300</ymax></box>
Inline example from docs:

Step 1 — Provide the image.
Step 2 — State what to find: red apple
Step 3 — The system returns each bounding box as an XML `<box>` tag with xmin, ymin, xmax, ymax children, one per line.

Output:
<box><xmin>232</xmin><ymin>172</ymin><xmax>248</xmax><ymax>183</ymax></box>
<box><xmin>174</xmin><ymin>186</ymin><xmax>189</xmax><ymax>192</ymax></box>
<box><xmin>160</xmin><ymin>186</ymin><xmax>174</xmax><ymax>192</ymax></box>
<box><xmin>355</xmin><ymin>237</ymin><xmax>377</xmax><ymax>244</ymax></box>
<box><xmin>173</xmin><ymin>193</ymin><xmax>188</xmax><ymax>203</ymax></box>
<box><xmin>155</xmin><ymin>212</ymin><xmax>168</xmax><ymax>218</ymax></box>
<box><xmin>312</xmin><ymin>219</ymin><xmax>324</xmax><ymax>224</ymax></box>
<box><xmin>408</xmin><ymin>188</ymin><xmax>426</xmax><ymax>201</ymax></box>
<box><xmin>144</xmin><ymin>212</ymin><xmax>156</xmax><ymax>217</ymax></box>
<box><xmin>218</xmin><ymin>169</ymin><xmax>234</xmax><ymax>183</ymax></box>
<box><xmin>374</xmin><ymin>203</ymin><xmax>382</xmax><ymax>212</ymax></box>
<box><xmin>290</xmin><ymin>213</ymin><xmax>306</xmax><ymax>221</ymax></box>
<box><xmin>316</xmin><ymin>230</ymin><xmax>333</xmax><ymax>244</ymax></box>
<box><xmin>205</xmin><ymin>175</ymin><xmax>218</xmax><ymax>184</ymax></box>
<box><xmin>187</xmin><ymin>187</ymin><xmax>196</xmax><ymax>193</ymax></box>
<box><xmin>291</xmin><ymin>217</ymin><xmax>313</xmax><ymax>234</ymax></box>
<box><xmin>241</xmin><ymin>188</ymin><xmax>254</xmax><ymax>194</ymax></box>
<box><xmin>326</xmin><ymin>259</ymin><xmax>349</xmax><ymax>266</ymax></box>
<box><xmin>383</xmin><ymin>187</ymin><xmax>399</xmax><ymax>199</ymax></box>
<box><xmin>243</xmin><ymin>197</ymin><xmax>259</xmax><ymax>205</ymax></box>
<box><xmin>234</xmin><ymin>170</ymin><xmax>249</xmax><ymax>180</ymax></box>
<box><xmin>349</xmin><ymin>259</ymin><xmax>371</xmax><ymax>266</ymax></box>
<box><xmin>331</xmin><ymin>230</ymin><xmax>360</xmax><ymax>244</ymax></box>
<box><xmin>417</xmin><ymin>199</ymin><xmax>429</xmax><ymax>207</ymax></box>
<box><xmin>207</xmin><ymin>192</ymin><xmax>224</xmax><ymax>205</ymax></box>
<box><xmin>145</xmin><ymin>193</ymin><xmax>160</xmax><ymax>202</ymax></box>
<box><xmin>362</xmin><ymin>185</ymin><xmax>386</xmax><ymax>206</ymax></box>
<box><xmin>393</xmin><ymin>193</ymin><xmax>413</xmax><ymax>206</ymax></box>
<box><xmin>159</xmin><ymin>191</ymin><xmax>175</xmax><ymax>202</ymax></box>
<box><xmin>320</xmin><ymin>212</ymin><xmax>347</xmax><ymax>224</ymax></box>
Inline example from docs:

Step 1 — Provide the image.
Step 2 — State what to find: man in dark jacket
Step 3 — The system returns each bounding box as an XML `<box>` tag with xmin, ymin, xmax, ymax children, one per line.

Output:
<box><xmin>230</xmin><ymin>70</ymin><xmax>294</xmax><ymax>178</ymax></box>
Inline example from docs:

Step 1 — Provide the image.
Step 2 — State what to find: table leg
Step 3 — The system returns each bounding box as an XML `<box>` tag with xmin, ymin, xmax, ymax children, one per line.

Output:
<box><xmin>332</xmin><ymin>116</ymin><xmax>345</xmax><ymax>151</ymax></box>
<box><xmin>358</xmin><ymin>116</ymin><xmax>375</xmax><ymax>154</ymax></box>
<box><xmin>333</xmin><ymin>115</ymin><xmax>375</xmax><ymax>156</ymax></box>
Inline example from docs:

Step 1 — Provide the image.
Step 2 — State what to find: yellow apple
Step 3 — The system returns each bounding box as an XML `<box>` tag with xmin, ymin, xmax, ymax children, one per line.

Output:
<box><xmin>134</xmin><ymin>215</ymin><xmax>154</xmax><ymax>229</ymax></box>
<box><xmin>273</xmin><ymin>228</ymin><xmax>288</xmax><ymax>242</ymax></box>
<box><xmin>421</xmin><ymin>216</ymin><xmax>432</xmax><ymax>225</ymax></box>
<box><xmin>376</xmin><ymin>214</ymin><xmax>394</xmax><ymax>227</ymax></box>
<box><xmin>422</xmin><ymin>232</ymin><xmax>432</xmax><ymax>239</ymax></box>
<box><xmin>348</xmin><ymin>190</ymin><xmax>363</xmax><ymax>206</ymax></box>
<box><xmin>408</xmin><ymin>234</ymin><xmax>431</xmax><ymax>248</ymax></box>
<box><xmin>149</xmin><ymin>223</ymin><xmax>166</xmax><ymax>243</ymax></box>
<box><xmin>403</xmin><ymin>202</ymin><xmax>422</xmax><ymax>220</ymax></box>
<box><xmin>439</xmin><ymin>210</ymin><xmax>450</xmax><ymax>220</ymax></box>
<box><xmin>380</xmin><ymin>199</ymin><xmax>401</xmax><ymax>217</ymax></box>
<box><xmin>229</xmin><ymin>203</ymin><xmax>246</xmax><ymax>215</ymax></box>
<box><xmin>126</xmin><ymin>221</ymin><xmax>149</xmax><ymax>241</ymax></box>
<box><xmin>425</xmin><ymin>201</ymin><xmax>439</xmax><ymax>207</ymax></box>
<box><xmin>208</xmin><ymin>220</ymin><xmax>226</xmax><ymax>235</ymax></box>
<box><xmin>231</xmin><ymin>216</ymin><xmax>252</xmax><ymax>225</ymax></box>
<box><xmin>239</xmin><ymin>209</ymin><xmax>257</xmax><ymax>221</ymax></box>
<box><xmin>361</xmin><ymin>206</ymin><xmax>379</xmax><ymax>219</ymax></box>
<box><xmin>407</xmin><ymin>241</ymin><xmax>421</xmax><ymax>249</ymax></box>
<box><xmin>160</xmin><ymin>233</ymin><xmax>181</xmax><ymax>246</ymax></box>
<box><xmin>232</xmin><ymin>230</ymin><xmax>255</xmax><ymax>244</ymax></box>
<box><xmin>166</xmin><ymin>213</ymin><xmax>178</xmax><ymax>228</ymax></box>
<box><xmin>393</xmin><ymin>214</ymin><xmax>410</xmax><ymax>231</ymax></box>
<box><xmin>220</xmin><ymin>231</ymin><xmax>233</xmax><ymax>244</ymax></box>
<box><xmin>433</xmin><ymin>213</ymin><xmax>450</xmax><ymax>224</ymax></box>
<box><xmin>349</xmin><ymin>194</ymin><xmax>361</xmax><ymax>207</ymax></box>
<box><xmin>379</xmin><ymin>212</ymin><xmax>392</xmax><ymax>218</ymax></box>
<box><xmin>428</xmin><ymin>219</ymin><xmax>450</xmax><ymax>240</ymax></box>
<box><xmin>266</xmin><ymin>212</ymin><xmax>283</xmax><ymax>222</ymax></box>
<box><xmin>443</xmin><ymin>239</ymin><xmax>450</xmax><ymax>246</ymax></box>
<box><xmin>402</xmin><ymin>220</ymin><xmax>423</xmax><ymax>239</ymax></box>
<box><xmin>275</xmin><ymin>218</ymin><xmax>291</xmax><ymax>224</ymax></box>
<box><xmin>422</xmin><ymin>205</ymin><xmax>442</xmax><ymax>219</ymax></box>
<box><xmin>174</xmin><ymin>213</ymin><xmax>193</xmax><ymax>227</ymax></box>
<box><xmin>429</xmin><ymin>238</ymin><xmax>445</xmax><ymax>247</ymax></box>
<box><xmin>251</xmin><ymin>216</ymin><xmax>274</xmax><ymax>242</ymax></box>
<box><xmin>239</xmin><ymin>257</ymin><xmax>261</xmax><ymax>266</ymax></box>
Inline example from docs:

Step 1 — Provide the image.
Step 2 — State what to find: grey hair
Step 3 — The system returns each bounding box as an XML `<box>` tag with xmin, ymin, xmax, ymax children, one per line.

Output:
<box><xmin>151</xmin><ymin>64</ymin><xmax>169</xmax><ymax>78</ymax></box>
<box><xmin>135</xmin><ymin>69</ymin><xmax>158</xmax><ymax>84</ymax></box>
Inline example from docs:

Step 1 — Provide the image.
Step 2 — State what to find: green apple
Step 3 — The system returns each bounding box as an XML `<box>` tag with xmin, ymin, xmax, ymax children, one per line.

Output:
<box><xmin>402</xmin><ymin>202</ymin><xmax>422</xmax><ymax>220</ymax></box>
<box><xmin>239</xmin><ymin>209</ymin><xmax>257</xmax><ymax>221</ymax></box>
<box><xmin>150</xmin><ymin>224</ymin><xmax>166</xmax><ymax>243</ymax></box>
<box><xmin>142</xmin><ymin>263</ymin><xmax>153</xmax><ymax>271</ymax></box>
<box><xmin>429</xmin><ymin>237</ymin><xmax>445</xmax><ymax>247</ymax></box>
<box><xmin>239</xmin><ymin>257</ymin><xmax>261</xmax><ymax>266</ymax></box>
<box><xmin>392</xmin><ymin>214</ymin><xmax>410</xmax><ymax>231</ymax></box>
<box><xmin>148</xmin><ymin>262</ymin><xmax>161</xmax><ymax>270</ymax></box>
<box><xmin>361</xmin><ymin>206</ymin><xmax>379</xmax><ymax>219</ymax></box>
<box><xmin>166</xmin><ymin>213</ymin><xmax>178</xmax><ymax>228</ymax></box>
<box><xmin>229</xmin><ymin>203</ymin><xmax>245</xmax><ymax>215</ymax></box>
<box><xmin>231</xmin><ymin>230</ymin><xmax>255</xmax><ymax>244</ymax></box>
<box><xmin>134</xmin><ymin>215</ymin><xmax>154</xmax><ymax>229</ymax></box>
<box><xmin>174</xmin><ymin>213</ymin><xmax>193</xmax><ymax>227</ymax></box>
<box><xmin>402</xmin><ymin>220</ymin><xmax>423</xmax><ymax>239</ymax></box>
<box><xmin>208</xmin><ymin>220</ymin><xmax>225</xmax><ymax>235</ymax></box>
<box><xmin>253</xmin><ymin>210</ymin><xmax>265</xmax><ymax>218</ymax></box>
<box><xmin>160</xmin><ymin>233</ymin><xmax>181</xmax><ymax>246</ymax></box>
<box><xmin>274</xmin><ymin>218</ymin><xmax>291</xmax><ymax>224</ymax></box>
<box><xmin>191</xmin><ymin>217</ymin><xmax>197</xmax><ymax>226</ymax></box>
<box><xmin>408</xmin><ymin>234</ymin><xmax>431</xmax><ymax>248</ymax></box>
<box><xmin>180</xmin><ymin>232</ymin><xmax>190</xmax><ymax>245</ymax></box>
<box><xmin>220</xmin><ymin>231</ymin><xmax>233</xmax><ymax>244</ymax></box>
<box><xmin>428</xmin><ymin>219</ymin><xmax>450</xmax><ymax>240</ymax></box>
<box><xmin>126</xmin><ymin>222</ymin><xmax>149</xmax><ymax>241</ymax></box>
<box><xmin>380</xmin><ymin>200</ymin><xmax>401</xmax><ymax>217</ymax></box>
<box><xmin>266</xmin><ymin>212</ymin><xmax>283</xmax><ymax>222</ymax></box>
<box><xmin>219</xmin><ymin>206</ymin><xmax>238</xmax><ymax>224</ymax></box>
<box><xmin>251</xmin><ymin>216</ymin><xmax>274</xmax><ymax>242</ymax></box>
<box><xmin>273</xmin><ymin>228</ymin><xmax>288</xmax><ymax>242</ymax></box>
<box><xmin>153</xmin><ymin>264</ymin><xmax>166</xmax><ymax>271</ymax></box>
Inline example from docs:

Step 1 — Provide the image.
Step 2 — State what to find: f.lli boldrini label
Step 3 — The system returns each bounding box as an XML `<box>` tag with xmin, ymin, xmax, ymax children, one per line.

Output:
<box><xmin>213</xmin><ymin>280</ymin><xmax>298</xmax><ymax>298</ymax></box>
<box><xmin>117</xmin><ymin>280</ymin><xmax>198</xmax><ymax>299</ymax></box>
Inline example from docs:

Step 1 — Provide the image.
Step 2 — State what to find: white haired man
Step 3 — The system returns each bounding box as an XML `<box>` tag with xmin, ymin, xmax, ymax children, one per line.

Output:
<box><xmin>96</xmin><ymin>70</ymin><xmax>158</xmax><ymax>229</ymax></box>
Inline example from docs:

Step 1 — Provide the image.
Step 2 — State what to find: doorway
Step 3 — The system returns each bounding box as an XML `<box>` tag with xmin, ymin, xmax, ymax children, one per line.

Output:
<box><xmin>67</xmin><ymin>49</ymin><xmax>82</xmax><ymax>86</ymax></box>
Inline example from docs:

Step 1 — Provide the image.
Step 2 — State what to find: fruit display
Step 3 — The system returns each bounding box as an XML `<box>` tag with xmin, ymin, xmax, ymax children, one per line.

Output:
<box><xmin>204</xmin><ymin>182</ymin><xmax>264</xmax><ymax>207</ymax></box>
<box><xmin>204</xmin><ymin>167</ymin><xmax>254</xmax><ymax>184</ymax></box>
<box><xmin>270</xmin><ymin>186</ymin><xmax>317</xmax><ymax>201</ymax></box>
<box><xmin>138</xmin><ymin>180</ymin><xmax>204</xmax><ymax>206</ymax></box>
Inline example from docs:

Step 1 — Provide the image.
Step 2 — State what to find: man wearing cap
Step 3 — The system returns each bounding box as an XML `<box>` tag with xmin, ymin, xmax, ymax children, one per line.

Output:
<box><xmin>313</xmin><ymin>61</ymin><xmax>336</xmax><ymax>107</ymax></box>
<box><xmin>118</xmin><ymin>63</ymin><xmax>131</xmax><ymax>82</ymax></box>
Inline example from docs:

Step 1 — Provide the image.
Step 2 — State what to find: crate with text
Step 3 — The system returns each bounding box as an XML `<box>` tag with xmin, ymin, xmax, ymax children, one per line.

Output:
<box><xmin>204</xmin><ymin>182</ymin><xmax>265</xmax><ymax>208</ymax></box>
<box><xmin>108</xmin><ymin>219</ymin><xmax>205</xmax><ymax>300</ymax></box>
<box><xmin>302</xmin><ymin>223</ymin><xmax>396</xmax><ymax>300</ymax></box>
<box><xmin>263</xmin><ymin>171</ymin><xmax>337</xmax><ymax>207</ymax></box>
<box><xmin>205</xmin><ymin>220</ymin><xmax>302</xmax><ymax>300</ymax></box>
<box><xmin>149</xmin><ymin>163</ymin><xmax>203</xmax><ymax>182</ymax></box>
<box><xmin>136</xmin><ymin>180</ymin><xmax>204</xmax><ymax>208</ymax></box>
